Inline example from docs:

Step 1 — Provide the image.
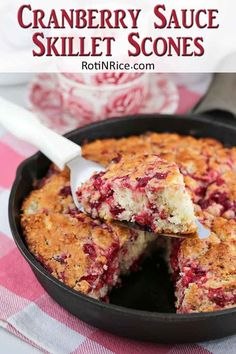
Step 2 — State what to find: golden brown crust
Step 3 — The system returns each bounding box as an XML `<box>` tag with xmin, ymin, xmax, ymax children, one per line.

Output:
<box><xmin>101</xmin><ymin>154</ymin><xmax>179</xmax><ymax>183</ymax></box>
<box><xmin>178</xmin><ymin>281</ymin><xmax>236</xmax><ymax>313</ymax></box>
<box><xmin>22</xmin><ymin>171</ymin><xmax>73</xmax><ymax>215</ymax></box>
<box><xmin>21</xmin><ymin>209</ymin><xmax>135</xmax><ymax>297</ymax></box>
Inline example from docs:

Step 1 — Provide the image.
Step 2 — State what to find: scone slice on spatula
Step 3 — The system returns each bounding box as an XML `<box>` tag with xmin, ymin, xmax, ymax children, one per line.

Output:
<box><xmin>77</xmin><ymin>154</ymin><xmax>208</xmax><ymax>239</ymax></box>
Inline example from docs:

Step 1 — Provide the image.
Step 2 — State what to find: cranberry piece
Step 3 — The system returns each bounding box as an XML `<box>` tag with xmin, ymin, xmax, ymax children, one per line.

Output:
<box><xmin>59</xmin><ymin>186</ymin><xmax>72</xmax><ymax>197</ymax></box>
<box><xmin>210</xmin><ymin>191</ymin><xmax>228</xmax><ymax>205</ymax></box>
<box><xmin>135</xmin><ymin>213</ymin><xmax>153</xmax><ymax>226</ymax></box>
<box><xmin>136</xmin><ymin>177</ymin><xmax>150</xmax><ymax>188</ymax></box>
<box><xmin>102</xmin><ymin>266</ymin><xmax>117</xmax><ymax>284</ymax></box>
<box><xmin>67</xmin><ymin>207</ymin><xmax>82</xmax><ymax>218</ymax></box>
<box><xmin>106</xmin><ymin>242</ymin><xmax>120</xmax><ymax>262</ymax></box>
<box><xmin>148</xmin><ymin>204</ymin><xmax>166</xmax><ymax>219</ymax></box>
<box><xmin>202</xmin><ymin>191</ymin><xmax>233</xmax><ymax>212</ymax></box>
<box><xmin>89</xmin><ymin>189</ymin><xmax>113</xmax><ymax>210</ymax></box>
<box><xmin>198</xmin><ymin>199</ymin><xmax>212</xmax><ymax>210</ymax></box>
<box><xmin>75</xmin><ymin>215</ymin><xmax>85</xmax><ymax>222</ymax></box>
<box><xmin>112</xmin><ymin>154</ymin><xmax>122</xmax><ymax>164</ymax></box>
<box><xmin>93</xmin><ymin>172</ymin><xmax>105</xmax><ymax>190</ymax></box>
<box><xmin>101</xmin><ymin>187</ymin><xmax>113</xmax><ymax>199</ymax></box>
<box><xmin>122</xmin><ymin>176</ymin><xmax>132</xmax><ymax>189</ymax></box>
<box><xmin>216</xmin><ymin>177</ymin><xmax>225</xmax><ymax>186</ymax></box>
<box><xmin>83</xmin><ymin>243</ymin><xmax>97</xmax><ymax>259</ymax></box>
<box><xmin>53</xmin><ymin>253</ymin><xmax>68</xmax><ymax>264</ymax></box>
<box><xmin>102</xmin><ymin>250</ymin><xmax>119</xmax><ymax>285</ymax></box>
<box><xmin>182</xmin><ymin>267</ymin><xmax>206</xmax><ymax>287</ymax></box>
<box><xmin>195</xmin><ymin>268</ymin><xmax>206</xmax><ymax>277</ymax></box>
<box><xmin>80</xmin><ymin>274</ymin><xmax>98</xmax><ymax>285</ymax></box>
<box><xmin>154</xmin><ymin>172</ymin><xmax>168</xmax><ymax>179</ymax></box>
<box><xmin>90</xmin><ymin>220</ymin><xmax>100</xmax><ymax>227</ymax></box>
<box><xmin>76</xmin><ymin>190</ymin><xmax>82</xmax><ymax>198</ymax></box>
<box><xmin>208</xmin><ymin>288</ymin><xmax>229</xmax><ymax>307</ymax></box>
<box><xmin>89</xmin><ymin>200</ymin><xmax>101</xmax><ymax>209</ymax></box>
<box><xmin>60</xmin><ymin>272</ymin><xmax>66</xmax><ymax>282</ymax></box>
<box><xmin>198</xmin><ymin>198</ymin><xmax>211</xmax><ymax>210</ymax></box>
<box><xmin>100</xmin><ymin>243</ymin><xmax>120</xmax><ymax>284</ymax></box>
<box><xmin>136</xmin><ymin>172</ymin><xmax>168</xmax><ymax>188</ymax></box>
<box><xmin>170</xmin><ymin>239</ymin><xmax>182</xmax><ymax>277</ymax></box>
<box><xmin>159</xmin><ymin>209</ymin><xmax>168</xmax><ymax>220</ymax></box>
<box><xmin>110</xmin><ymin>205</ymin><xmax>125</xmax><ymax>216</ymax></box>
<box><xmin>199</xmin><ymin>191</ymin><xmax>231</xmax><ymax>210</ymax></box>
<box><xmin>195</xmin><ymin>186</ymin><xmax>207</xmax><ymax>197</ymax></box>
<box><xmin>148</xmin><ymin>202</ymin><xmax>158</xmax><ymax>212</ymax></box>
<box><xmin>93</xmin><ymin>177</ymin><xmax>103</xmax><ymax>190</ymax></box>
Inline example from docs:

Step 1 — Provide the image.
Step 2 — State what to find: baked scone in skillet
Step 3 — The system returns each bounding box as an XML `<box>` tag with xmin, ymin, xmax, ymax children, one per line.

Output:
<box><xmin>77</xmin><ymin>154</ymin><xmax>197</xmax><ymax>235</ymax></box>
<box><xmin>21</xmin><ymin>132</ymin><xmax>236</xmax><ymax>313</ymax></box>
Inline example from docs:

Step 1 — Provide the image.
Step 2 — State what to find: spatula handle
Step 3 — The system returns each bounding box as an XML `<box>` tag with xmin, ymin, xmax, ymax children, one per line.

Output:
<box><xmin>0</xmin><ymin>97</ymin><xmax>81</xmax><ymax>170</ymax></box>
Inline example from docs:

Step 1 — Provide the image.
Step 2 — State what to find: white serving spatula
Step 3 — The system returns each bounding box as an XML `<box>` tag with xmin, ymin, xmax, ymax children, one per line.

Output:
<box><xmin>0</xmin><ymin>96</ymin><xmax>210</xmax><ymax>239</ymax></box>
<box><xmin>0</xmin><ymin>96</ymin><xmax>104</xmax><ymax>210</ymax></box>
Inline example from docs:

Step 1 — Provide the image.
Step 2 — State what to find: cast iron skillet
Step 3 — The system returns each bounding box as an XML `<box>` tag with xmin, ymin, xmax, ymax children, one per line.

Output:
<box><xmin>9</xmin><ymin>111</ymin><xmax>236</xmax><ymax>343</ymax></box>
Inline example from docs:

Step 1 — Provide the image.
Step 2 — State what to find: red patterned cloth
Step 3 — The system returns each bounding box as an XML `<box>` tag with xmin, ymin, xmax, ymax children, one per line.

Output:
<box><xmin>29</xmin><ymin>74</ymin><xmax>179</xmax><ymax>133</ymax></box>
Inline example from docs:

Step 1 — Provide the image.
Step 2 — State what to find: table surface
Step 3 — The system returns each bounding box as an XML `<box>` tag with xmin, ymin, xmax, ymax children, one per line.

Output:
<box><xmin>0</xmin><ymin>82</ymin><xmax>41</xmax><ymax>353</ymax></box>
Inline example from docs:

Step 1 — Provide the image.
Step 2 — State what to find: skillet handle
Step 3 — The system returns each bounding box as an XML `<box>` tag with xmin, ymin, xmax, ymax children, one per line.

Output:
<box><xmin>193</xmin><ymin>73</ymin><xmax>236</xmax><ymax>121</ymax></box>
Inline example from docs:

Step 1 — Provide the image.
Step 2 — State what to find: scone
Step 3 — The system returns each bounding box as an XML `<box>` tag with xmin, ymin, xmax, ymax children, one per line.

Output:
<box><xmin>168</xmin><ymin>217</ymin><xmax>236</xmax><ymax>313</ymax></box>
<box><xmin>21</xmin><ymin>167</ymin><xmax>155</xmax><ymax>300</ymax></box>
<box><xmin>20</xmin><ymin>132</ymin><xmax>236</xmax><ymax>313</ymax></box>
<box><xmin>77</xmin><ymin>154</ymin><xmax>197</xmax><ymax>235</ymax></box>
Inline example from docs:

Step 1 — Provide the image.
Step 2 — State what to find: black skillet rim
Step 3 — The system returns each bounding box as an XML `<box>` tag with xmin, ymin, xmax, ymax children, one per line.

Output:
<box><xmin>9</xmin><ymin>113</ymin><xmax>236</xmax><ymax>322</ymax></box>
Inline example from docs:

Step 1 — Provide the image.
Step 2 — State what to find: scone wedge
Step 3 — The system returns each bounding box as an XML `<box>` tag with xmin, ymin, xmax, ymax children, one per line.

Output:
<box><xmin>77</xmin><ymin>154</ymin><xmax>197</xmax><ymax>236</ymax></box>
